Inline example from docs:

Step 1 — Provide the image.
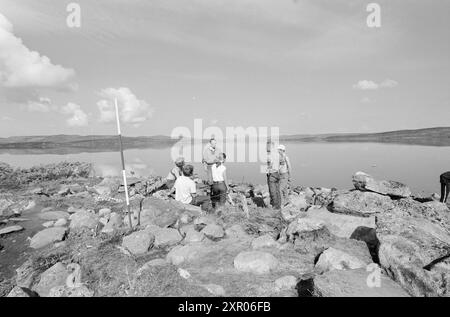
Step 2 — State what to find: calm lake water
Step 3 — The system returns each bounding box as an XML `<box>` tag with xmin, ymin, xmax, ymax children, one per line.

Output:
<box><xmin>0</xmin><ymin>142</ymin><xmax>449</xmax><ymax>195</ymax></box>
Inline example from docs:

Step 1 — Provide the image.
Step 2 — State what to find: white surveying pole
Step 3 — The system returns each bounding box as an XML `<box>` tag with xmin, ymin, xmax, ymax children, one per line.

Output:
<box><xmin>114</xmin><ymin>98</ymin><xmax>133</xmax><ymax>229</ymax></box>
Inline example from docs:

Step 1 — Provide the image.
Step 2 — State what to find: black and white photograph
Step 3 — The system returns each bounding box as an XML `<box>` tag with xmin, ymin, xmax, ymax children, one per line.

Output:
<box><xmin>0</xmin><ymin>0</ymin><xmax>449</xmax><ymax>301</ymax></box>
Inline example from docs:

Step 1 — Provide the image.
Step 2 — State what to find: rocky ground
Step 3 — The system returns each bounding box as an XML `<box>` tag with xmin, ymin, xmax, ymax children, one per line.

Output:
<box><xmin>0</xmin><ymin>163</ymin><xmax>449</xmax><ymax>297</ymax></box>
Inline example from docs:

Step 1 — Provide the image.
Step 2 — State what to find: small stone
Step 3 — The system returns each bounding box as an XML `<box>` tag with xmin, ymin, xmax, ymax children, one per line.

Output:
<box><xmin>122</xmin><ymin>230</ymin><xmax>154</xmax><ymax>255</ymax></box>
<box><xmin>153</xmin><ymin>228</ymin><xmax>183</xmax><ymax>248</ymax></box>
<box><xmin>203</xmin><ymin>284</ymin><xmax>226</xmax><ymax>296</ymax></box>
<box><xmin>7</xmin><ymin>286</ymin><xmax>32</xmax><ymax>297</ymax></box>
<box><xmin>42</xmin><ymin>221</ymin><xmax>55</xmax><ymax>228</ymax></box>
<box><xmin>54</xmin><ymin>218</ymin><xmax>67</xmax><ymax>227</ymax></box>
<box><xmin>0</xmin><ymin>225</ymin><xmax>24</xmax><ymax>235</ymax></box>
<box><xmin>177</xmin><ymin>268</ymin><xmax>191</xmax><ymax>279</ymax></box>
<box><xmin>315</xmin><ymin>247</ymin><xmax>367</xmax><ymax>273</ymax></box>
<box><xmin>275</xmin><ymin>275</ymin><xmax>297</xmax><ymax>290</ymax></box>
<box><xmin>201</xmin><ymin>224</ymin><xmax>224</xmax><ymax>240</ymax></box>
<box><xmin>67</xmin><ymin>206</ymin><xmax>83</xmax><ymax>214</ymax></box>
<box><xmin>69</xmin><ymin>210</ymin><xmax>99</xmax><ymax>229</ymax></box>
<box><xmin>193</xmin><ymin>216</ymin><xmax>216</xmax><ymax>231</ymax></box>
<box><xmin>30</xmin><ymin>227</ymin><xmax>67</xmax><ymax>249</ymax></box>
<box><xmin>184</xmin><ymin>227</ymin><xmax>205</xmax><ymax>243</ymax></box>
<box><xmin>234</xmin><ymin>251</ymin><xmax>279</xmax><ymax>274</ymax></box>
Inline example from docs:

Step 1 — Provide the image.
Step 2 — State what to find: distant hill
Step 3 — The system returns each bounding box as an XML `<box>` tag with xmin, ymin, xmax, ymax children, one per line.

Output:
<box><xmin>0</xmin><ymin>127</ymin><xmax>449</xmax><ymax>155</ymax></box>
<box><xmin>280</xmin><ymin>127</ymin><xmax>450</xmax><ymax>146</ymax></box>
<box><xmin>0</xmin><ymin>134</ymin><xmax>179</xmax><ymax>154</ymax></box>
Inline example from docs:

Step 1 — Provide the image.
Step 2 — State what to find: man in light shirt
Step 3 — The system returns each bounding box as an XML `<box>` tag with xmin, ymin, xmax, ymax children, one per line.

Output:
<box><xmin>173</xmin><ymin>164</ymin><xmax>212</xmax><ymax>211</ymax></box>
<box><xmin>202</xmin><ymin>138</ymin><xmax>220</xmax><ymax>184</ymax></box>
<box><xmin>266</xmin><ymin>141</ymin><xmax>281</xmax><ymax>210</ymax></box>
<box><xmin>211</xmin><ymin>153</ymin><xmax>229</xmax><ymax>208</ymax></box>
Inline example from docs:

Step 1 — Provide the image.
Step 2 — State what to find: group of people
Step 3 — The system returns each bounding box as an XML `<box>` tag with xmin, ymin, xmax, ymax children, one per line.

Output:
<box><xmin>164</xmin><ymin>138</ymin><xmax>449</xmax><ymax>213</ymax></box>
<box><xmin>166</xmin><ymin>138</ymin><xmax>229</xmax><ymax>212</ymax></box>
<box><xmin>165</xmin><ymin>138</ymin><xmax>293</xmax><ymax>213</ymax></box>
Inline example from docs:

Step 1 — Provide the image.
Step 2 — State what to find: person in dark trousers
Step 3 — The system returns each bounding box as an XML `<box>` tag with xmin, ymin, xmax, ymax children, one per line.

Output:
<box><xmin>440</xmin><ymin>171</ymin><xmax>450</xmax><ymax>203</ymax></box>
<box><xmin>202</xmin><ymin>138</ymin><xmax>220</xmax><ymax>184</ymax></box>
<box><xmin>172</xmin><ymin>164</ymin><xmax>212</xmax><ymax>212</ymax></box>
<box><xmin>266</xmin><ymin>141</ymin><xmax>281</xmax><ymax>210</ymax></box>
<box><xmin>211</xmin><ymin>153</ymin><xmax>229</xmax><ymax>208</ymax></box>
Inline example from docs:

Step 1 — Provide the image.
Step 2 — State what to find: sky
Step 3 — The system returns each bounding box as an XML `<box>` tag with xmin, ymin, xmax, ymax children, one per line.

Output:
<box><xmin>0</xmin><ymin>0</ymin><xmax>449</xmax><ymax>137</ymax></box>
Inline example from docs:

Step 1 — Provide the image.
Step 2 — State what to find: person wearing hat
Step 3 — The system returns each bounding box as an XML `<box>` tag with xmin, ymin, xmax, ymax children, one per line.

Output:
<box><xmin>211</xmin><ymin>152</ymin><xmax>229</xmax><ymax>208</ymax></box>
<box><xmin>165</xmin><ymin>157</ymin><xmax>185</xmax><ymax>189</ymax></box>
<box><xmin>278</xmin><ymin>144</ymin><xmax>291</xmax><ymax>207</ymax></box>
<box><xmin>266</xmin><ymin>141</ymin><xmax>281</xmax><ymax>210</ymax></box>
<box><xmin>440</xmin><ymin>171</ymin><xmax>450</xmax><ymax>203</ymax></box>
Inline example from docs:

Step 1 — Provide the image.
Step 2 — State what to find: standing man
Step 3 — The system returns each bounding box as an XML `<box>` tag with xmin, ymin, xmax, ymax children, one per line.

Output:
<box><xmin>278</xmin><ymin>145</ymin><xmax>291</xmax><ymax>207</ymax></box>
<box><xmin>266</xmin><ymin>141</ymin><xmax>281</xmax><ymax>210</ymax></box>
<box><xmin>440</xmin><ymin>171</ymin><xmax>450</xmax><ymax>203</ymax></box>
<box><xmin>202</xmin><ymin>138</ymin><xmax>219</xmax><ymax>184</ymax></box>
<box><xmin>211</xmin><ymin>153</ymin><xmax>229</xmax><ymax>208</ymax></box>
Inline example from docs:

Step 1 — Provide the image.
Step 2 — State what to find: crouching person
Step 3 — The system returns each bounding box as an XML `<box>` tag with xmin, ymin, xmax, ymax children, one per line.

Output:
<box><xmin>174</xmin><ymin>164</ymin><xmax>212</xmax><ymax>212</ymax></box>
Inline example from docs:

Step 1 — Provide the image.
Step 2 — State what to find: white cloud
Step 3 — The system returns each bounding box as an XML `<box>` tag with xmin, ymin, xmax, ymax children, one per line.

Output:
<box><xmin>27</xmin><ymin>97</ymin><xmax>54</xmax><ymax>112</ymax></box>
<box><xmin>352</xmin><ymin>80</ymin><xmax>379</xmax><ymax>90</ymax></box>
<box><xmin>0</xmin><ymin>13</ymin><xmax>75</xmax><ymax>88</ymax></box>
<box><xmin>379</xmin><ymin>79</ymin><xmax>399</xmax><ymax>88</ymax></box>
<box><xmin>61</xmin><ymin>102</ymin><xmax>88</xmax><ymax>127</ymax></box>
<box><xmin>353</xmin><ymin>79</ymin><xmax>399</xmax><ymax>90</ymax></box>
<box><xmin>97</xmin><ymin>87</ymin><xmax>154</xmax><ymax>126</ymax></box>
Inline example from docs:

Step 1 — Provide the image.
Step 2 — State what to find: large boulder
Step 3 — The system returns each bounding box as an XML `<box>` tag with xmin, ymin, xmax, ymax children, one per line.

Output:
<box><xmin>314</xmin><ymin>268</ymin><xmax>409</xmax><ymax>297</ymax></box>
<box><xmin>166</xmin><ymin>242</ymin><xmax>212</xmax><ymax>265</ymax></box>
<box><xmin>139</xmin><ymin>197</ymin><xmax>200</xmax><ymax>228</ymax></box>
<box><xmin>69</xmin><ymin>210</ymin><xmax>99</xmax><ymax>229</ymax></box>
<box><xmin>377</xmin><ymin>198</ymin><xmax>450</xmax><ymax>296</ymax></box>
<box><xmin>315</xmin><ymin>247</ymin><xmax>368</xmax><ymax>273</ymax></box>
<box><xmin>32</xmin><ymin>263</ymin><xmax>69</xmax><ymax>297</ymax></box>
<box><xmin>329</xmin><ymin>191</ymin><xmax>394</xmax><ymax>217</ymax></box>
<box><xmin>30</xmin><ymin>227</ymin><xmax>67</xmax><ymax>249</ymax></box>
<box><xmin>306</xmin><ymin>207</ymin><xmax>376</xmax><ymax>238</ymax></box>
<box><xmin>287</xmin><ymin>217</ymin><xmax>373</xmax><ymax>266</ymax></box>
<box><xmin>286</xmin><ymin>217</ymin><xmax>327</xmax><ymax>240</ymax></box>
<box><xmin>201</xmin><ymin>224</ymin><xmax>224</xmax><ymax>241</ymax></box>
<box><xmin>147</xmin><ymin>226</ymin><xmax>183</xmax><ymax>248</ymax></box>
<box><xmin>234</xmin><ymin>251</ymin><xmax>279</xmax><ymax>274</ymax></box>
<box><xmin>122</xmin><ymin>230</ymin><xmax>154</xmax><ymax>255</ymax></box>
<box><xmin>352</xmin><ymin>172</ymin><xmax>411</xmax><ymax>198</ymax></box>
<box><xmin>182</xmin><ymin>226</ymin><xmax>205</xmax><ymax>243</ymax></box>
